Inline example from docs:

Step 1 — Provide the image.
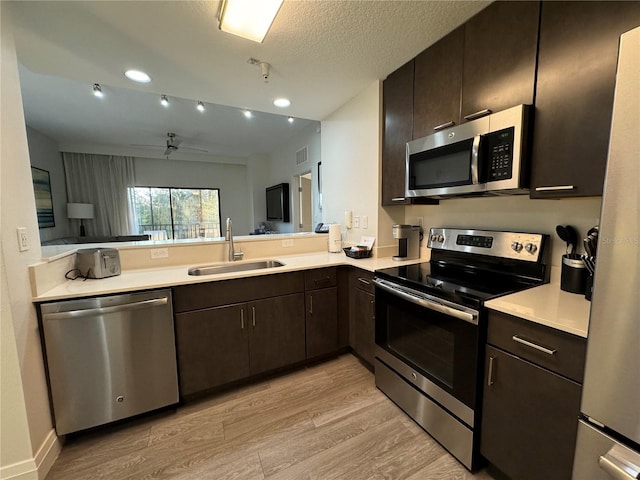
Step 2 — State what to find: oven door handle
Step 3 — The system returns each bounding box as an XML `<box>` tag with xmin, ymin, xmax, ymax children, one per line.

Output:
<box><xmin>373</xmin><ymin>279</ymin><xmax>478</xmax><ymax>325</ymax></box>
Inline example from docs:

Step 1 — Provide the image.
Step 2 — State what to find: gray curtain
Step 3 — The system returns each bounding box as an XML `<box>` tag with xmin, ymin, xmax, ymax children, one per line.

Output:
<box><xmin>62</xmin><ymin>153</ymin><xmax>136</xmax><ymax>237</ymax></box>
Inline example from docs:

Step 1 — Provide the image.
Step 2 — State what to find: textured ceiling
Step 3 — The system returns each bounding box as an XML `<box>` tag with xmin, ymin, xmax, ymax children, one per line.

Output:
<box><xmin>9</xmin><ymin>0</ymin><xmax>490</xmax><ymax>158</ymax></box>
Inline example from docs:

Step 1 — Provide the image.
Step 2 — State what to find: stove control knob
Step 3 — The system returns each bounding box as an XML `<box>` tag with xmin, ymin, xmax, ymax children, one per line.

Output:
<box><xmin>525</xmin><ymin>243</ymin><xmax>538</xmax><ymax>254</ymax></box>
<box><xmin>437</xmin><ymin>235</ymin><xmax>445</xmax><ymax>243</ymax></box>
<box><xmin>511</xmin><ymin>241</ymin><xmax>523</xmax><ymax>252</ymax></box>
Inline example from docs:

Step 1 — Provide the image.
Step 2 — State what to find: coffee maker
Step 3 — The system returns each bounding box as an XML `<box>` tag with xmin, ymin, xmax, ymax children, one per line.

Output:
<box><xmin>392</xmin><ymin>224</ymin><xmax>421</xmax><ymax>261</ymax></box>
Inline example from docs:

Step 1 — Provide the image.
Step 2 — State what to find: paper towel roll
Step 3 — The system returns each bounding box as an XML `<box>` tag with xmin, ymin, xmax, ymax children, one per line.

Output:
<box><xmin>328</xmin><ymin>224</ymin><xmax>342</xmax><ymax>252</ymax></box>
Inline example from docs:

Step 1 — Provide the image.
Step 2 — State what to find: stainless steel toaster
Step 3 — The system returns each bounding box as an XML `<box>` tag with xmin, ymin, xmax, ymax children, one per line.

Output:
<box><xmin>75</xmin><ymin>248</ymin><xmax>121</xmax><ymax>279</ymax></box>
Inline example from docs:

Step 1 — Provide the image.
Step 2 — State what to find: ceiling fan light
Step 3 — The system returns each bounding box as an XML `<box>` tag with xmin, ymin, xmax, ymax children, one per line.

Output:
<box><xmin>160</xmin><ymin>95</ymin><xmax>169</xmax><ymax>107</ymax></box>
<box><xmin>218</xmin><ymin>0</ymin><xmax>283</xmax><ymax>43</ymax></box>
<box><xmin>92</xmin><ymin>83</ymin><xmax>103</xmax><ymax>98</ymax></box>
<box><xmin>197</xmin><ymin>101</ymin><xmax>205</xmax><ymax>112</ymax></box>
<box><xmin>124</xmin><ymin>69</ymin><xmax>151</xmax><ymax>83</ymax></box>
<box><xmin>273</xmin><ymin>98</ymin><xmax>291</xmax><ymax>108</ymax></box>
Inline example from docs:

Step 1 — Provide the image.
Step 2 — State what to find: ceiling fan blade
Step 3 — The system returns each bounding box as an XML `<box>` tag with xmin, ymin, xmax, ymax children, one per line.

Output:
<box><xmin>163</xmin><ymin>147</ymin><xmax>173</xmax><ymax>156</ymax></box>
<box><xmin>180</xmin><ymin>146</ymin><xmax>209</xmax><ymax>153</ymax></box>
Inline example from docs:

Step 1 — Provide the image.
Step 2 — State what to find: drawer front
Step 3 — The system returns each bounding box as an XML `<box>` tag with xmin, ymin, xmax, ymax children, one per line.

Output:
<box><xmin>351</xmin><ymin>269</ymin><xmax>375</xmax><ymax>294</ymax></box>
<box><xmin>487</xmin><ymin>310</ymin><xmax>587</xmax><ymax>383</ymax></box>
<box><xmin>173</xmin><ymin>271</ymin><xmax>304</xmax><ymax>313</ymax></box>
<box><xmin>304</xmin><ymin>267</ymin><xmax>337</xmax><ymax>290</ymax></box>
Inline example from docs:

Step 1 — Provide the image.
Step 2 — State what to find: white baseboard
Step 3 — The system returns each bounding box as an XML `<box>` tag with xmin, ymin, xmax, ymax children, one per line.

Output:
<box><xmin>0</xmin><ymin>429</ymin><xmax>60</xmax><ymax>480</ymax></box>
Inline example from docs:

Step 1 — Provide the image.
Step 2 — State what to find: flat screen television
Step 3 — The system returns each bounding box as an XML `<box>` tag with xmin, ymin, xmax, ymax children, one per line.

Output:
<box><xmin>266</xmin><ymin>183</ymin><xmax>290</xmax><ymax>222</ymax></box>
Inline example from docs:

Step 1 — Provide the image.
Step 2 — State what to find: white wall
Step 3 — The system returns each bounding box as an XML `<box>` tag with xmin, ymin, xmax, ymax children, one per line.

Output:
<box><xmin>134</xmin><ymin>157</ymin><xmax>251</xmax><ymax>235</ymax></box>
<box><xmin>256</xmin><ymin>122</ymin><xmax>321</xmax><ymax>234</ymax></box>
<box><xmin>26</xmin><ymin>126</ymin><xmax>73</xmax><ymax>242</ymax></box>
<box><xmin>321</xmin><ymin>81</ymin><xmax>390</xmax><ymax>251</ymax></box>
<box><xmin>406</xmin><ymin>196</ymin><xmax>602</xmax><ymax>267</ymax></box>
<box><xmin>1</xmin><ymin>5</ymin><xmax>60</xmax><ymax>478</ymax></box>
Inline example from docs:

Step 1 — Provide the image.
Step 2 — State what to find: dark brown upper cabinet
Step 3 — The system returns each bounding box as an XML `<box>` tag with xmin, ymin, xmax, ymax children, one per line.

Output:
<box><xmin>382</xmin><ymin>59</ymin><xmax>414</xmax><ymax>206</ymax></box>
<box><xmin>413</xmin><ymin>26</ymin><xmax>464</xmax><ymax>139</ymax></box>
<box><xmin>530</xmin><ymin>1</ymin><xmax>640</xmax><ymax>198</ymax></box>
<box><xmin>461</xmin><ymin>1</ymin><xmax>540</xmax><ymax>122</ymax></box>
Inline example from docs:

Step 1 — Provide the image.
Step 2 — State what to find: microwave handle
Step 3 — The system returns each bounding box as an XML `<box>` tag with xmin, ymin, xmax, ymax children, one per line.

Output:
<box><xmin>471</xmin><ymin>134</ymin><xmax>481</xmax><ymax>184</ymax></box>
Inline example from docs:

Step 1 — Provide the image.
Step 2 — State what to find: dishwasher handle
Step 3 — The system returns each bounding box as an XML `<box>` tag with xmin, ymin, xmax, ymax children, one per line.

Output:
<box><xmin>43</xmin><ymin>297</ymin><xmax>169</xmax><ymax>321</ymax></box>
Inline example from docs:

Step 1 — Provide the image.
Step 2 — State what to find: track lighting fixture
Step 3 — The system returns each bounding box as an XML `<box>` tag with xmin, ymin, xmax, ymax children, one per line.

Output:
<box><xmin>160</xmin><ymin>95</ymin><xmax>169</xmax><ymax>107</ymax></box>
<box><xmin>243</xmin><ymin>110</ymin><xmax>253</xmax><ymax>119</ymax></box>
<box><xmin>92</xmin><ymin>83</ymin><xmax>103</xmax><ymax>98</ymax></box>
<box><xmin>288</xmin><ymin>116</ymin><xmax>294</xmax><ymax>123</ymax></box>
<box><xmin>197</xmin><ymin>101</ymin><xmax>205</xmax><ymax>112</ymax></box>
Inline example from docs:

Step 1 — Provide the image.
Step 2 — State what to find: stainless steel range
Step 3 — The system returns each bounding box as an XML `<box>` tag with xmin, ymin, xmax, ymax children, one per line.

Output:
<box><xmin>373</xmin><ymin>228</ymin><xmax>549</xmax><ymax>470</ymax></box>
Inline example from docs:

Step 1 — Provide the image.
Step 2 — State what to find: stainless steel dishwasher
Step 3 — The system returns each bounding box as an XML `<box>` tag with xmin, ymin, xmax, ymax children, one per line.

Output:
<box><xmin>40</xmin><ymin>289</ymin><xmax>179</xmax><ymax>435</ymax></box>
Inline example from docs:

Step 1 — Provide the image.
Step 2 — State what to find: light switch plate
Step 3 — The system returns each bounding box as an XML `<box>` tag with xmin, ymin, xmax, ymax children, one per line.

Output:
<box><xmin>353</xmin><ymin>216</ymin><xmax>360</xmax><ymax>229</ymax></box>
<box><xmin>361</xmin><ymin>215</ymin><xmax>368</xmax><ymax>229</ymax></box>
<box><xmin>17</xmin><ymin>227</ymin><xmax>29</xmax><ymax>251</ymax></box>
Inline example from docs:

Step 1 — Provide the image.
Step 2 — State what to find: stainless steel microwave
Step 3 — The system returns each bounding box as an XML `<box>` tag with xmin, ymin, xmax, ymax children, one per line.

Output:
<box><xmin>405</xmin><ymin>104</ymin><xmax>532</xmax><ymax>199</ymax></box>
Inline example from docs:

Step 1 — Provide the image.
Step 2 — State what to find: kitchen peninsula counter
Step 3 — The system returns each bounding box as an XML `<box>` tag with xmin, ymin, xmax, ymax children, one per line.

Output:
<box><xmin>32</xmin><ymin>251</ymin><xmax>420</xmax><ymax>303</ymax></box>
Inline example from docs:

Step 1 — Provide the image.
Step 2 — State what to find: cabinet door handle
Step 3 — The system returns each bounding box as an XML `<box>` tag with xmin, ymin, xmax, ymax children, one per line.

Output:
<box><xmin>512</xmin><ymin>335</ymin><xmax>557</xmax><ymax>355</ymax></box>
<box><xmin>487</xmin><ymin>356</ymin><xmax>496</xmax><ymax>386</ymax></box>
<box><xmin>358</xmin><ymin>277</ymin><xmax>371</xmax><ymax>285</ymax></box>
<box><xmin>252</xmin><ymin>306</ymin><xmax>256</xmax><ymax>327</ymax></box>
<box><xmin>535</xmin><ymin>185</ymin><xmax>575</xmax><ymax>192</ymax></box>
<box><xmin>463</xmin><ymin>109</ymin><xmax>492</xmax><ymax>121</ymax></box>
<box><xmin>391</xmin><ymin>197</ymin><xmax>406</xmax><ymax>202</ymax></box>
<box><xmin>599</xmin><ymin>447</ymin><xmax>640</xmax><ymax>480</ymax></box>
<box><xmin>309</xmin><ymin>295</ymin><xmax>313</xmax><ymax>314</ymax></box>
<box><xmin>240</xmin><ymin>308</ymin><xmax>244</xmax><ymax>329</ymax></box>
<box><xmin>433</xmin><ymin>121</ymin><xmax>455</xmax><ymax>131</ymax></box>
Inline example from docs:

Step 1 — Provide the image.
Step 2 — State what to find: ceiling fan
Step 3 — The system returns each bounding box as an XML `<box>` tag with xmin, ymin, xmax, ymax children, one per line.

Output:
<box><xmin>132</xmin><ymin>132</ymin><xmax>209</xmax><ymax>156</ymax></box>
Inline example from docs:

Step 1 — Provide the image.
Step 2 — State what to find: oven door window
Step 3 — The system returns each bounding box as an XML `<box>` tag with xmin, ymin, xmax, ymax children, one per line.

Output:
<box><xmin>408</xmin><ymin>138</ymin><xmax>474</xmax><ymax>190</ymax></box>
<box><xmin>375</xmin><ymin>288</ymin><xmax>479</xmax><ymax>408</ymax></box>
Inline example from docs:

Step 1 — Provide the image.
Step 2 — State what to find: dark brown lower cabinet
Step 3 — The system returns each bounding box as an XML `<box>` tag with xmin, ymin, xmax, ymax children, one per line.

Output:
<box><xmin>248</xmin><ymin>294</ymin><xmax>306</xmax><ymax>375</ymax></box>
<box><xmin>350</xmin><ymin>273</ymin><xmax>375</xmax><ymax>367</ymax></box>
<box><xmin>305</xmin><ymin>287</ymin><xmax>338</xmax><ymax>359</ymax></box>
<box><xmin>175</xmin><ymin>304</ymin><xmax>250</xmax><ymax>396</ymax></box>
<box><xmin>175</xmin><ymin>293</ymin><xmax>305</xmax><ymax>396</ymax></box>
<box><xmin>480</xmin><ymin>345</ymin><xmax>582</xmax><ymax>480</ymax></box>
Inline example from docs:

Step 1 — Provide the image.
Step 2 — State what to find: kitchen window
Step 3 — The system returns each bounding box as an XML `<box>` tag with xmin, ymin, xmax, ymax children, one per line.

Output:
<box><xmin>129</xmin><ymin>187</ymin><xmax>221</xmax><ymax>239</ymax></box>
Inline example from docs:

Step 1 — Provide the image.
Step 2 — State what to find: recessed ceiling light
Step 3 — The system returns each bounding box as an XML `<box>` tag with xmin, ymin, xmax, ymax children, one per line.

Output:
<box><xmin>273</xmin><ymin>98</ymin><xmax>291</xmax><ymax>108</ymax></box>
<box><xmin>124</xmin><ymin>69</ymin><xmax>151</xmax><ymax>83</ymax></box>
<box><xmin>160</xmin><ymin>95</ymin><xmax>169</xmax><ymax>107</ymax></box>
<box><xmin>197</xmin><ymin>101</ymin><xmax>206</xmax><ymax>112</ymax></box>
<box><xmin>243</xmin><ymin>110</ymin><xmax>253</xmax><ymax>119</ymax></box>
<box><xmin>287</xmin><ymin>116</ymin><xmax>294</xmax><ymax>123</ymax></box>
<box><xmin>92</xmin><ymin>83</ymin><xmax>104</xmax><ymax>98</ymax></box>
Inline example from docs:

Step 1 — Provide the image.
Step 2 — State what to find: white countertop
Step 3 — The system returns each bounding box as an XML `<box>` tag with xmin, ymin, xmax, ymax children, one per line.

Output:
<box><xmin>485</xmin><ymin>267</ymin><xmax>591</xmax><ymax>338</ymax></box>
<box><xmin>33</xmin><ymin>252</ymin><xmax>421</xmax><ymax>303</ymax></box>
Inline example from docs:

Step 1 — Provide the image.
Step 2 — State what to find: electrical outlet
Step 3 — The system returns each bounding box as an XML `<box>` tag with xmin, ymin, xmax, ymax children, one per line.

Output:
<box><xmin>353</xmin><ymin>216</ymin><xmax>360</xmax><ymax>229</ymax></box>
<box><xmin>361</xmin><ymin>215</ymin><xmax>368</xmax><ymax>229</ymax></box>
<box><xmin>150</xmin><ymin>248</ymin><xmax>169</xmax><ymax>259</ymax></box>
<box><xmin>282</xmin><ymin>239</ymin><xmax>294</xmax><ymax>247</ymax></box>
<box><xmin>17</xmin><ymin>227</ymin><xmax>29</xmax><ymax>252</ymax></box>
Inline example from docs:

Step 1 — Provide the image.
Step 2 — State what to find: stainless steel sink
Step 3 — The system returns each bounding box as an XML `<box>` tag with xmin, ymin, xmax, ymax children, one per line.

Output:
<box><xmin>188</xmin><ymin>260</ymin><xmax>285</xmax><ymax>276</ymax></box>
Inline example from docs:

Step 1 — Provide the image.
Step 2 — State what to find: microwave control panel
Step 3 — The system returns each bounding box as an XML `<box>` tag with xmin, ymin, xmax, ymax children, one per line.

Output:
<box><xmin>485</xmin><ymin>127</ymin><xmax>515</xmax><ymax>181</ymax></box>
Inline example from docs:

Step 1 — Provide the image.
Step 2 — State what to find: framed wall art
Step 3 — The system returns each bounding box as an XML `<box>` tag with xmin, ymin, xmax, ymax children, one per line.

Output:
<box><xmin>31</xmin><ymin>166</ymin><xmax>55</xmax><ymax>228</ymax></box>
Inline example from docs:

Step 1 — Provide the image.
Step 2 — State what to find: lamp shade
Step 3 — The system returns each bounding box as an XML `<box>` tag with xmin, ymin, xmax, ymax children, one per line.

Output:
<box><xmin>67</xmin><ymin>203</ymin><xmax>94</xmax><ymax>219</ymax></box>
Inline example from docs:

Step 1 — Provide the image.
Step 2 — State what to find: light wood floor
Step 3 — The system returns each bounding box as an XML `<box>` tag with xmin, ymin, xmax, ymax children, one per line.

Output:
<box><xmin>47</xmin><ymin>354</ymin><xmax>495</xmax><ymax>480</ymax></box>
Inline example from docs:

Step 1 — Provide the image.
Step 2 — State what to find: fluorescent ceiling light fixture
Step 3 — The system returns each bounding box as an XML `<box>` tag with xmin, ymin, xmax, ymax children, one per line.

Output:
<box><xmin>197</xmin><ymin>101</ymin><xmax>205</xmax><ymax>112</ymax></box>
<box><xmin>273</xmin><ymin>98</ymin><xmax>291</xmax><ymax>108</ymax></box>
<box><xmin>288</xmin><ymin>116</ymin><xmax>294</xmax><ymax>123</ymax></box>
<box><xmin>160</xmin><ymin>95</ymin><xmax>169</xmax><ymax>107</ymax></box>
<box><xmin>218</xmin><ymin>0</ymin><xmax>283</xmax><ymax>43</ymax></box>
<box><xmin>124</xmin><ymin>69</ymin><xmax>151</xmax><ymax>83</ymax></box>
<box><xmin>92</xmin><ymin>83</ymin><xmax>103</xmax><ymax>98</ymax></box>
<box><xmin>243</xmin><ymin>110</ymin><xmax>253</xmax><ymax>119</ymax></box>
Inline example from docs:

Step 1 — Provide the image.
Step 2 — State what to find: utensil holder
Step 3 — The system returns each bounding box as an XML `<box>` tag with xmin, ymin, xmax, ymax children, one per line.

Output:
<box><xmin>561</xmin><ymin>254</ymin><xmax>587</xmax><ymax>294</ymax></box>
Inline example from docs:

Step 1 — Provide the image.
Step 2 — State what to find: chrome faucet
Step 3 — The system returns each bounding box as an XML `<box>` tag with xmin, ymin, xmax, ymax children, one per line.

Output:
<box><xmin>225</xmin><ymin>218</ymin><xmax>244</xmax><ymax>261</ymax></box>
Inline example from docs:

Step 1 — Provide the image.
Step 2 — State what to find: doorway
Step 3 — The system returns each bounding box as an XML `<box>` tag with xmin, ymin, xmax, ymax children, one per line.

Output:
<box><xmin>297</xmin><ymin>173</ymin><xmax>312</xmax><ymax>232</ymax></box>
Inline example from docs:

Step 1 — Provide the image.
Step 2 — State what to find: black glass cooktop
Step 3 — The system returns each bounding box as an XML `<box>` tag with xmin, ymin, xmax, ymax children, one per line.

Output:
<box><xmin>375</xmin><ymin>260</ymin><xmax>544</xmax><ymax>309</ymax></box>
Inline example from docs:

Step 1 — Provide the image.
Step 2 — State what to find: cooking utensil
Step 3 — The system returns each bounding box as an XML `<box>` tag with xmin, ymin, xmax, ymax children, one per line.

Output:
<box><xmin>556</xmin><ymin>225</ymin><xmax>571</xmax><ymax>254</ymax></box>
